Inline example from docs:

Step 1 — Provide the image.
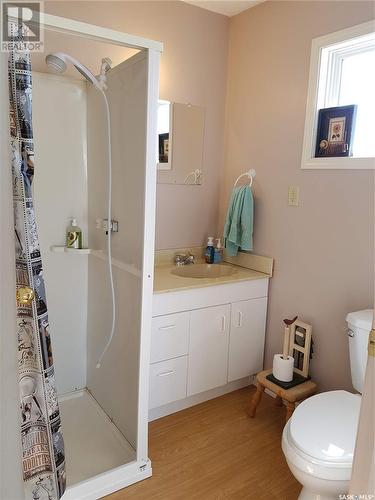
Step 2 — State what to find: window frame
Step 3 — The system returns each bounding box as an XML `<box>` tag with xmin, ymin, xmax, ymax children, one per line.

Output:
<box><xmin>301</xmin><ymin>21</ymin><xmax>375</xmax><ymax>170</ymax></box>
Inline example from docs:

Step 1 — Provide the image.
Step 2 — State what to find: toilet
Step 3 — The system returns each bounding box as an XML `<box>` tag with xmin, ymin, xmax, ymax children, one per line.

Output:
<box><xmin>282</xmin><ymin>309</ymin><xmax>373</xmax><ymax>500</ymax></box>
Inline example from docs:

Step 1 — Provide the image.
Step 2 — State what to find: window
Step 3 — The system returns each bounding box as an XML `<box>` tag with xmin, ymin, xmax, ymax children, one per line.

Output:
<box><xmin>301</xmin><ymin>21</ymin><xmax>375</xmax><ymax>169</ymax></box>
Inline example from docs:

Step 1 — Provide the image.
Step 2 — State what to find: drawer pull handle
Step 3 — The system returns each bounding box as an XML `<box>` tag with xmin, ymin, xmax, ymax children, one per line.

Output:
<box><xmin>221</xmin><ymin>316</ymin><xmax>226</xmax><ymax>332</ymax></box>
<box><xmin>157</xmin><ymin>370</ymin><xmax>175</xmax><ymax>377</ymax></box>
<box><xmin>238</xmin><ymin>311</ymin><xmax>243</xmax><ymax>327</ymax></box>
<box><xmin>159</xmin><ymin>324</ymin><xmax>176</xmax><ymax>331</ymax></box>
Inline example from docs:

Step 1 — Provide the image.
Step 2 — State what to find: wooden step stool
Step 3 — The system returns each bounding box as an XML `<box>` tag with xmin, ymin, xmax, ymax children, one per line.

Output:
<box><xmin>248</xmin><ymin>369</ymin><xmax>317</xmax><ymax>422</ymax></box>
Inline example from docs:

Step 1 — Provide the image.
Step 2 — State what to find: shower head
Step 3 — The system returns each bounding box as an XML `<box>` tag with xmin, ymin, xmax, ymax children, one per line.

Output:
<box><xmin>45</xmin><ymin>52</ymin><xmax>103</xmax><ymax>90</ymax></box>
<box><xmin>45</xmin><ymin>53</ymin><xmax>67</xmax><ymax>73</ymax></box>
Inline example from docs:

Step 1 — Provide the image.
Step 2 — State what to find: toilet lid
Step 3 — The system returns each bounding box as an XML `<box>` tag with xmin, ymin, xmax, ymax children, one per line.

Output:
<box><xmin>290</xmin><ymin>391</ymin><xmax>361</xmax><ymax>464</ymax></box>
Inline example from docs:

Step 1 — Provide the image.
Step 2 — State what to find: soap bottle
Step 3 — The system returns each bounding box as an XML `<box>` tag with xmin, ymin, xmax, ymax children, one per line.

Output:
<box><xmin>205</xmin><ymin>236</ymin><xmax>215</xmax><ymax>264</ymax></box>
<box><xmin>213</xmin><ymin>238</ymin><xmax>223</xmax><ymax>264</ymax></box>
<box><xmin>66</xmin><ymin>219</ymin><xmax>83</xmax><ymax>249</ymax></box>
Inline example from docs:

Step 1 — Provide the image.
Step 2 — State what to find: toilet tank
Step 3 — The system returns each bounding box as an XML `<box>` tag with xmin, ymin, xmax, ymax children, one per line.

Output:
<box><xmin>346</xmin><ymin>309</ymin><xmax>373</xmax><ymax>393</ymax></box>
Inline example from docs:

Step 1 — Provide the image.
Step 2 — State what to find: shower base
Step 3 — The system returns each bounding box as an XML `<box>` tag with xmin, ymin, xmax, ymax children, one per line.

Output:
<box><xmin>59</xmin><ymin>389</ymin><xmax>136</xmax><ymax>487</ymax></box>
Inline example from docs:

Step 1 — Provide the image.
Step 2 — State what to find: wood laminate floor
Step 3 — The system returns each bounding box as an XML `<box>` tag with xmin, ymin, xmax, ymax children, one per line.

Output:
<box><xmin>106</xmin><ymin>386</ymin><xmax>301</xmax><ymax>500</ymax></box>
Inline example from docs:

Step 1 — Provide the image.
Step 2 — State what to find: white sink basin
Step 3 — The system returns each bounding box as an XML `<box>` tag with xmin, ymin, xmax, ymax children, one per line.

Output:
<box><xmin>171</xmin><ymin>263</ymin><xmax>235</xmax><ymax>279</ymax></box>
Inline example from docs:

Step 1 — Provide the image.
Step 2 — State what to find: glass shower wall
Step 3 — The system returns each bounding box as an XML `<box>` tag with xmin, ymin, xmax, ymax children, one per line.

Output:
<box><xmin>86</xmin><ymin>50</ymin><xmax>149</xmax><ymax>451</ymax></box>
<box><xmin>30</xmin><ymin>49</ymin><xmax>150</xmax><ymax>484</ymax></box>
<box><xmin>1</xmin><ymin>14</ymin><xmax>160</xmax><ymax>495</ymax></box>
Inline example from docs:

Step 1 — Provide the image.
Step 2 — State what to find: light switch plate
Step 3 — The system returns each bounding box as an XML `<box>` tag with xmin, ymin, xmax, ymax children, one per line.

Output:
<box><xmin>288</xmin><ymin>185</ymin><xmax>299</xmax><ymax>206</ymax></box>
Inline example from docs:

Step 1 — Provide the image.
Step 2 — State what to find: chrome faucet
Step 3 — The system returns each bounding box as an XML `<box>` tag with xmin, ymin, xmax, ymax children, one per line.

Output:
<box><xmin>174</xmin><ymin>252</ymin><xmax>195</xmax><ymax>265</ymax></box>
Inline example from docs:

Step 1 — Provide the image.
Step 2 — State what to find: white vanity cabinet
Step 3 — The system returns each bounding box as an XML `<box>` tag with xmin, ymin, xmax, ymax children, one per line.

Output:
<box><xmin>149</xmin><ymin>278</ymin><xmax>269</xmax><ymax>418</ymax></box>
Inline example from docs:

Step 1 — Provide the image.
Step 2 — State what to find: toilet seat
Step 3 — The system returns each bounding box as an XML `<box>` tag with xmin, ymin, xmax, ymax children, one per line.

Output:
<box><xmin>290</xmin><ymin>390</ymin><xmax>361</xmax><ymax>464</ymax></box>
<box><xmin>282</xmin><ymin>390</ymin><xmax>361</xmax><ymax>482</ymax></box>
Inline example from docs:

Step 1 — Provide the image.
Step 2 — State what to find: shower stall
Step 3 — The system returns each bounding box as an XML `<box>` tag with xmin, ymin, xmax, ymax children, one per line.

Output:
<box><xmin>0</xmin><ymin>13</ymin><xmax>161</xmax><ymax>500</ymax></box>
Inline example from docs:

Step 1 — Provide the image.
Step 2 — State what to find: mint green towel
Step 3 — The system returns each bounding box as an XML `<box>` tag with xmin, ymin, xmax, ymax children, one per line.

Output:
<box><xmin>223</xmin><ymin>185</ymin><xmax>253</xmax><ymax>256</ymax></box>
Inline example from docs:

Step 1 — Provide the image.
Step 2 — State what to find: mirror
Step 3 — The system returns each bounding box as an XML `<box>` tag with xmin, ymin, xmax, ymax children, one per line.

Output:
<box><xmin>157</xmin><ymin>101</ymin><xmax>205</xmax><ymax>185</ymax></box>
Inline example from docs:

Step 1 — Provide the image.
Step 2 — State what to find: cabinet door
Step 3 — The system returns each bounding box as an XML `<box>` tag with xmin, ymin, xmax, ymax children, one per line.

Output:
<box><xmin>228</xmin><ymin>297</ymin><xmax>267</xmax><ymax>382</ymax></box>
<box><xmin>187</xmin><ymin>304</ymin><xmax>230</xmax><ymax>396</ymax></box>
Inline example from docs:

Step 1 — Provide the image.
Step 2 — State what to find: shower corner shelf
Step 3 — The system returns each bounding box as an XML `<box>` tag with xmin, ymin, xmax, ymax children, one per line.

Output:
<box><xmin>50</xmin><ymin>246</ymin><xmax>95</xmax><ymax>255</ymax></box>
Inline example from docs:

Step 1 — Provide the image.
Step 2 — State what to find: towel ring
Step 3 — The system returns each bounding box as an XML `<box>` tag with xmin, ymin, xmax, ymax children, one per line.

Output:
<box><xmin>184</xmin><ymin>168</ymin><xmax>202</xmax><ymax>185</ymax></box>
<box><xmin>234</xmin><ymin>168</ymin><xmax>256</xmax><ymax>188</ymax></box>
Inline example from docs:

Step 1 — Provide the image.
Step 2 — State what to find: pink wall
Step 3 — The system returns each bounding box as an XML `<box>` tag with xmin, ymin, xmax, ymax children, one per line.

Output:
<box><xmin>44</xmin><ymin>1</ymin><xmax>374</xmax><ymax>390</ymax></box>
<box><xmin>45</xmin><ymin>1</ymin><xmax>229</xmax><ymax>250</ymax></box>
<box><xmin>221</xmin><ymin>1</ymin><xmax>374</xmax><ymax>391</ymax></box>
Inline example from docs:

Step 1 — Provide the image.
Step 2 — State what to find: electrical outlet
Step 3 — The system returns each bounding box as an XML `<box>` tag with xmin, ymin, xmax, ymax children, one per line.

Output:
<box><xmin>288</xmin><ymin>185</ymin><xmax>299</xmax><ymax>206</ymax></box>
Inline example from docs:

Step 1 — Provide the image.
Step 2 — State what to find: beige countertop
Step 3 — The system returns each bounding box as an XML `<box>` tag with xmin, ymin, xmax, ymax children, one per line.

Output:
<box><xmin>153</xmin><ymin>262</ymin><xmax>271</xmax><ymax>294</ymax></box>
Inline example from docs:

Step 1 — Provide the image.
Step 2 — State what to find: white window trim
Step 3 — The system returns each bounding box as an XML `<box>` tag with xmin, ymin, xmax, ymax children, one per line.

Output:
<box><xmin>301</xmin><ymin>20</ymin><xmax>375</xmax><ymax>170</ymax></box>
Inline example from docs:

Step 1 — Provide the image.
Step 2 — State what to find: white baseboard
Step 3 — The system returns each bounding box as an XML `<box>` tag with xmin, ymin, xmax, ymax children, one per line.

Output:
<box><xmin>264</xmin><ymin>387</ymin><xmax>277</xmax><ymax>399</ymax></box>
<box><xmin>251</xmin><ymin>378</ymin><xmax>290</xmax><ymax>407</ymax></box>
<box><xmin>149</xmin><ymin>376</ymin><xmax>254</xmax><ymax>421</ymax></box>
<box><xmin>63</xmin><ymin>460</ymin><xmax>152</xmax><ymax>500</ymax></box>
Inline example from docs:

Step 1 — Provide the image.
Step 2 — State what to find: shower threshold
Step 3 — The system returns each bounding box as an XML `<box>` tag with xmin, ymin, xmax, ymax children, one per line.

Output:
<box><xmin>59</xmin><ymin>389</ymin><xmax>136</xmax><ymax>488</ymax></box>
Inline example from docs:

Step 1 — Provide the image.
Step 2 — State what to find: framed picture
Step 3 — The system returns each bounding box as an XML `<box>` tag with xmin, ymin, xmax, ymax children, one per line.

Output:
<box><xmin>288</xmin><ymin>319</ymin><xmax>312</xmax><ymax>378</ymax></box>
<box><xmin>157</xmin><ymin>100</ymin><xmax>173</xmax><ymax>171</ymax></box>
<box><xmin>315</xmin><ymin>105</ymin><xmax>357</xmax><ymax>158</ymax></box>
<box><xmin>158</xmin><ymin>132</ymin><xmax>169</xmax><ymax>163</ymax></box>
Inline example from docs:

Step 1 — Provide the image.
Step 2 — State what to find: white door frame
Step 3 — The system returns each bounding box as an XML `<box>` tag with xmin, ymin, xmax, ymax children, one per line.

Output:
<box><xmin>40</xmin><ymin>12</ymin><xmax>163</xmax><ymax>52</ymax></box>
<box><xmin>1</xmin><ymin>12</ymin><xmax>162</xmax><ymax>500</ymax></box>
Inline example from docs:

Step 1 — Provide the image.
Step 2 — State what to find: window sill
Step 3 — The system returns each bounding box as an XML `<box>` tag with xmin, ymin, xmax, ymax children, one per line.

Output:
<box><xmin>301</xmin><ymin>156</ymin><xmax>375</xmax><ymax>170</ymax></box>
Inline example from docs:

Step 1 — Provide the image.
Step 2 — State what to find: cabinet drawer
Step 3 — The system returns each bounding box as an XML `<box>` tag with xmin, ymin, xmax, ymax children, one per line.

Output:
<box><xmin>149</xmin><ymin>356</ymin><xmax>188</xmax><ymax>409</ymax></box>
<box><xmin>151</xmin><ymin>311</ymin><xmax>189</xmax><ymax>363</ymax></box>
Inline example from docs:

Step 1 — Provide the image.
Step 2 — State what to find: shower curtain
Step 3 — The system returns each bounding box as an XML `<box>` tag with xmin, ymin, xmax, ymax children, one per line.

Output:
<box><xmin>8</xmin><ymin>24</ymin><xmax>66</xmax><ymax>499</ymax></box>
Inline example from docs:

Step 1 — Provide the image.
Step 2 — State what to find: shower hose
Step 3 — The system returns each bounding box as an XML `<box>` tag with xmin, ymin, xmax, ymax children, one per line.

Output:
<box><xmin>96</xmin><ymin>90</ymin><xmax>116</xmax><ymax>369</ymax></box>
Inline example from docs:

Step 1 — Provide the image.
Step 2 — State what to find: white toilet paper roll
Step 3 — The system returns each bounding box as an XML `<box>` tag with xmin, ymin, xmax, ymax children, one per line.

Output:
<box><xmin>273</xmin><ymin>354</ymin><xmax>294</xmax><ymax>382</ymax></box>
